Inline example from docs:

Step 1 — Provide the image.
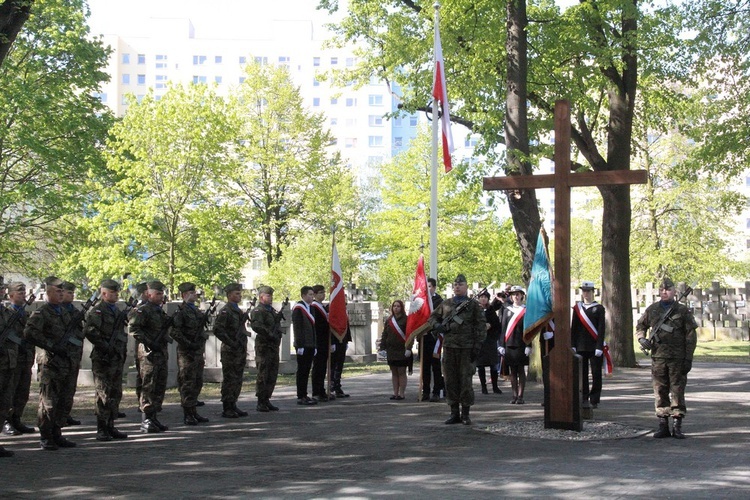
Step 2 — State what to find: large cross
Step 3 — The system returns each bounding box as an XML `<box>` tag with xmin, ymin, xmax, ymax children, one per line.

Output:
<box><xmin>483</xmin><ymin>100</ymin><xmax>647</xmax><ymax>430</ymax></box>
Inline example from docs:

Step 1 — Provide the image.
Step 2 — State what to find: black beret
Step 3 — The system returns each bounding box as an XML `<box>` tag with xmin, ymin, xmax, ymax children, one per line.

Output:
<box><xmin>224</xmin><ymin>283</ymin><xmax>242</xmax><ymax>294</ymax></box>
<box><xmin>147</xmin><ymin>280</ymin><xmax>166</xmax><ymax>292</ymax></box>
<box><xmin>44</xmin><ymin>276</ymin><xmax>63</xmax><ymax>288</ymax></box>
<box><xmin>178</xmin><ymin>282</ymin><xmax>196</xmax><ymax>293</ymax></box>
<box><xmin>100</xmin><ymin>279</ymin><xmax>121</xmax><ymax>292</ymax></box>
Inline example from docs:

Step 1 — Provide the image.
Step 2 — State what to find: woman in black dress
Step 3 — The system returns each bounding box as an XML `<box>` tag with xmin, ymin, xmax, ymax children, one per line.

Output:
<box><xmin>476</xmin><ymin>291</ymin><xmax>502</xmax><ymax>394</ymax></box>
<box><xmin>379</xmin><ymin>300</ymin><xmax>411</xmax><ymax>400</ymax></box>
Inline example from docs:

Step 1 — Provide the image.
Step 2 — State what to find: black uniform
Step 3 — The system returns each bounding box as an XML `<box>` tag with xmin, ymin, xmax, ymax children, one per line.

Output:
<box><xmin>570</xmin><ymin>301</ymin><xmax>606</xmax><ymax>406</ymax></box>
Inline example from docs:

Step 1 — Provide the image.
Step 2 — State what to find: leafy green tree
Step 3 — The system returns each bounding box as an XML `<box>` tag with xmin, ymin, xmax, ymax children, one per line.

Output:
<box><xmin>363</xmin><ymin>131</ymin><xmax>522</xmax><ymax>304</ymax></box>
<box><xmin>0</xmin><ymin>0</ymin><xmax>111</xmax><ymax>276</ymax></box>
<box><xmin>224</xmin><ymin>61</ymin><xmax>361</xmax><ymax>268</ymax></box>
<box><xmin>58</xmin><ymin>84</ymin><xmax>245</xmax><ymax>291</ymax></box>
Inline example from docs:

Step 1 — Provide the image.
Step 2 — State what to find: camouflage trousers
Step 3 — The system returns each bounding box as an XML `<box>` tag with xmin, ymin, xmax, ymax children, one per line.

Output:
<box><xmin>220</xmin><ymin>344</ymin><xmax>247</xmax><ymax>403</ymax></box>
<box><xmin>138</xmin><ymin>345</ymin><xmax>168</xmax><ymax>414</ymax></box>
<box><xmin>0</xmin><ymin>366</ymin><xmax>14</xmax><ymax>421</ymax></box>
<box><xmin>91</xmin><ymin>354</ymin><xmax>125</xmax><ymax>422</ymax></box>
<box><xmin>255</xmin><ymin>340</ymin><xmax>280</xmax><ymax>402</ymax></box>
<box><xmin>59</xmin><ymin>354</ymin><xmax>82</xmax><ymax>420</ymax></box>
<box><xmin>177</xmin><ymin>347</ymin><xmax>205</xmax><ymax>408</ymax></box>
<box><xmin>37</xmin><ymin>360</ymin><xmax>73</xmax><ymax>435</ymax></box>
<box><xmin>442</xmin><ymin>348</ymin><xmax>475</xmax><ymax>407</ymax></box>
<box><xmin>652</xmin><ymin>357</ymin><xmax>688</xmax><ymax>418</ymax></box>
<box><xmin>10</xmin><ymin>347</ymin><xmax>34</xmax><ymax>419</ymax></box>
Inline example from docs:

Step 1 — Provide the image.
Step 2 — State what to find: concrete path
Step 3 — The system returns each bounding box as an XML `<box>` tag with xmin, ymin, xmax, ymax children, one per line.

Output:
<box><xmin>1</xmin><ymin>361</ymin><xmax>749</xmax><ymax>498</ymax></box>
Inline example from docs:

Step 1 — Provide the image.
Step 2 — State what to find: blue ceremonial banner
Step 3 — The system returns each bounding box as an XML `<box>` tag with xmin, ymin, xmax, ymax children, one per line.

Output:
<box><xmin>523</xmin><ymin>229</ymin><xmax>554</xmax><ymax>343</ymax></box>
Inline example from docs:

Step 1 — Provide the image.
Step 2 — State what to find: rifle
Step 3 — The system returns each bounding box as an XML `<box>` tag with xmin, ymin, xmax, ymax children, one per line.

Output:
<box><xmin>639</xmin><ymin>286</ymin><xmax>693</xmax><ymax>355</ymax></box>
<box><xmin>200</xmin><ymin>296</ymin><xmax>218</xmax><ymax>333</ymax></box>
<box><xmin>0</xmin><ymin>293</ymin><xmax>36</xmax><ymax>346</ymax></box>
<box><xmin>105</xmin><ymin>297</ymin><xmax>138</xmax><ymax>351</ymax></box>
<box><xmin>437</xmin><ymin>282</ymin><xmax>495</xmax><ymax>333</ymax></box>
<box><xmin>48</xmin><ymin>291</ymin><xmax>100</xmax><ymax>356</ymax></box>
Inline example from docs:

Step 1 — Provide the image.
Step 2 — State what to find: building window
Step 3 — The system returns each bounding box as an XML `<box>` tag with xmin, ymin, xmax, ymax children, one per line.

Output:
<box><xmin>215</xmin><ymin>76</ymin><xmax>222</xmax><ymax>84</ymax></box>
<box><xmin>331</xmin><ymin>57</ymin><xmax>338</xmax><ymax>65</ymax></box>
<box><xmin>330</xmin><ymin>97</ymin><xmax>338</xmax><ymax>105</ymax></box>
<box><xmin>313</xmin><ymin>98</ymin><xmax>320</xmax><ymax>107</ymax></box>
<box><xmin>255</xmin><ymin>56</ymin><xmax>267</xmax><ymax>65</ymax></box>
<box><xmin>239</xmin><ymin>56</ymin><xmax>247</xmax><ymax>64</ymax></box>
<box><xmin>746</xmin><ymin>218</ymin><xmax>750</xmax><ymax>229</ymax></box>
<box><xmin>239</xmin><ymin>76</ymin><xmax>246</xmax><ymax>83</ymax></box>
<box><xmin>369</xmin><ymin>75</ymin><xmax>380</xmax><ymax>86</ymax></box>
<box><xmin>155</xmin><ymin>75</ymin><xmax>167</xmax><ymax>89</ymax></box>
<box><xmin>344</xmin><ymin>138</ymin><xmax>357</xmax><ymax>148</ymax></box>
<box><xmin>409</xmin><ymin>115</ymin><xmax>418</xmax><ymax>126</ymax></box>
<box><xmin>137</xmin><ymin>54</ymin><xmax>145</xmax><ymax>64</ymax></box>
<box><xmin>330</xmin><ymin>118</ymin><xmax>338</xmax><ymax>126</ymax></box>
<box><xmin>346</xmin><ymin>57</ymin><xmax>355</xmax><ymax>67</ymax></box>
<box><xmin>369</xmin><ymin>115</ymin><xmax>384</xmax><ymax>126</ymax></box>
<box><xmin>192</xmin><ymin>75</ymin><xmax>207</xmax><ymax>84</ymax></box>
<box><xmin>137</xmin><ymin>74</ymin><xmax>146</xmax><ymax>85</ymax></box>
<box><xmin>278</xmin><ymin>56</ymin><xmax>290</xmax><ymax>65</ymax></box>
<box><xmin>122</xmin><ymin>53</ymin><xmax>130</xmax><ymax>64</ymax></box>
<box><xmin>394</xmin><ymin>137</ymin><xmax>403</xmax><ymax>148</ymax></box>
<box><xmin>464</xmin><ymin>136</ymin><xmax>479</xmax><ymax>147</ymax></box>
<box><xmin>121</xmin><ymin>95</ymin><xmax>128</xmax><ymax>105</ymax></box>
<box><xmin>215</xmin><ymin>55</ymin><xmax>222</xmax><ymax>64</ymax></box>
<box><xmin>346</xmin><ymin>118</ymin><xmax>357</xmax><ymax>127</ymax></box>
<box><xmin>313</xmin><ymin>78</ymin><xmax>320</xmax><ymax>87</ymax></box>
<box><xmin>369</xmin><ymin>95</ymin><xmax>383</xmax><ymax>106</ymax></box>
<box><xmin>346</xmin><ymin>98</ymin><xmax>357</xmax><ymax>107</ymax></box>
<box><xmin>155</xmin><ymin>54</ymin><xmax>167</xmax><ymax>69</ymax></box>
<box><xmin>368</xmin><ymin>136</ymin><xmax>383</xmax><ymax>147</ymax></box>
<box><xmin>122</xmin><ymin>74</ymin><xmax>130</xmax><ymax>85</ymax></box>
<box><xmin>94</xmin><ymin>92</ymin><xmax>107</xmax><ymax>103</ymax></box>
<box><xmin>313</xmin><ymin>57</ymin><xmax>320</xmax><ymax>67</ymax></box>
<box><xmin>193</xmin><ymin>55</ymin><xmax>207</xmax><ymax>65</ymax></box>
<box><xmin>393</xmin><ymin>117</ymin><xmax>402</xmax><ymax>127</ymax></box>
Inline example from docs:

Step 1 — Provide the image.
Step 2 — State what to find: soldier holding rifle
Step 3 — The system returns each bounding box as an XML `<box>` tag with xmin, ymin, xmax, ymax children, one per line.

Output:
<box><xmin>250</xmin><ymin>286</ymin><xmax>285</xmax><ymax>412</ymax></box>
<box><xmin>213</xmin><ymin>283</ymin><xmax>250</xmax><ymax>418</ymax></box>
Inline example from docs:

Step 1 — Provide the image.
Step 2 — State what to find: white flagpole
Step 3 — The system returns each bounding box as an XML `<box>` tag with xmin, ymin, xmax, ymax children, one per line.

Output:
<box><xmin>430</xmin><ymin>2</ymin><xmax>440</xmax><ymax>281</ymax></box>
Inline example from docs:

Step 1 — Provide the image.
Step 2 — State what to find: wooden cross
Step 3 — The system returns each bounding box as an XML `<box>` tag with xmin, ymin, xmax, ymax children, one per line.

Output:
<box><xmin>483</xmin><ymin>100</ymin><xmax>647</xmax><ymax>430</ymax></box>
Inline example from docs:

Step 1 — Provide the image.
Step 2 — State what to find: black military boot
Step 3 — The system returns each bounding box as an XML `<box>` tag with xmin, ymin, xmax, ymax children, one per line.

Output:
<box><xmin>53</xmin><ymin>428</ymin><xmax>76</xmax><ymax>448</ymax></box>
<box><xmin>108</xmin><ymin>418</ymin><xmax>128</xmax><ymax>439</ymax></box>
<box><xmin>183</xmin><ymin>407</ymin><xmax>198</xmax><ymax>426</ymax></box>
<box><xmin>222</xmin><ymin>402</ymin><xmax>239</xmax><ymax>418</ymax></box>
<box><xmin>65</xmin><ymin>416</ymin><xmax>81</xmax><ymax>426</ymax></box>
<box><xmin>194</xmin><ymin>407</ymin><xmax>209</xmax><ymax>423</ymax></box>
<box><xmin>233</xmin><ymin>403</ymin><xmax>249</xmax><ymax>417</ymax></box>
<box><xmin>653</xmin><ymin>416</ymin><xmax>671</xmax><ymax>438</ymax></box>
<box><xmin>672</xmin><ymin>417</ymin><xmax>685</xmax><ymax>439</ymax></box>
<box><xmin>265</xmin><ymin>400</ymin><xmax>279</xmax><ymax>412</ymax></box>
<box><xmin>256</xmin><ymin>400</ymin><xmax>270</xmax><ymax>413</ymax></box>
<box><xmin>40</xmin><ymin>427</ymin><xmax>58</xmax><ymax>451</ymax></box>
<box><xmin>141</xmin><ymin>412</ymin><xmax>161</xmax><ymax>433</ymax></box>
<box><xmin>491</xmin><ymin>373</ymin><xmax>503</xmax><ymax>394</ymax></box>
<box><xmin>0</xmin><ymin>445</ymin><xmax>13</xmax><ymax>457</ymax></box>
<box><xmin>2</xmin><ymin>419</ymin><xmax>20</xmax><ymax>436</ymax></box>
<box><xmin>444</xmin><ymin>405</ymin><xmax>461</xmax><ymax>425</ymax></box>
<box><xmin>151</xmin><ymin>414</ymin><xmax>169</xmax><ymax>432</ymax></box>
<box><xmin>481</xmin><ymin>383</ymin><xmax>489</xmax><ymax>395</ymax></box>
<box><xmin>96</xmin><ymin>420</ymin><xmax>113</xmax><ymax>441</ymax></box>
<box><xmin>12</xmin><ymin>414</ymin><xmax>35</xmax><ymax>434</ymax></box>
<box><xmin>461</xmin><ymin>406</ymin><xmax>472</xmax><ymax>425</ymax></box>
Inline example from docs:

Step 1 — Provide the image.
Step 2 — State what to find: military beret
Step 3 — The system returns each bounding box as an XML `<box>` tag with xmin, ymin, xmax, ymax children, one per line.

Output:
<box><xmin>660</xmin><ymin>278</ymin><xmax>675</xmax><ymax>290</ymax></box>
<box><xmin>61</xmin><ymin>281</ymin><xmax>76</xmax><ymax>291</ymax></box>
<box><xmin>7</xmin><ymin>281</ymin><xmax>25</xmax><ymax>293</ymax></box>
<box><xmin>100</xmin><ymin>279</ymin><xmax>121</xmax><ymax>292</ymax></box>
<box><xmin>453</xmin><ymin>274</ymin><xmax>467</xmax><ymax>285</ymax></box>
<box><xmin>580</xmin><ymin>281</ymin><xmax>596</xmax><ymax>290</ymax></box>
<box><xmin>44</xmin><ymin>276</ymin><xmax>64</xmax><ymax>288</ymax></box>
<box><xmin>224</xmin><ymin>283</ymin><xmax>242</xmax><ymax>294</ymax></box>
<box><xmin>178</xmin><ymin>282</ymin><xmax>196</xmax><ymax>293</ymax></box>
<box><xmin>258</xmin><ymin>285</ymin><xmax>274</xmax><ymax>295</ymax></box>
<box><xmin>147</xmin><ymin>280</ymin><xmax>166</xmax><ymax>292</ymax></box>
<box><xmin>135</xmin><ymin>282</ymin><xmax>148</xmax><ymax>294</ymax></box>
<box><xmin>509</xmin><ymin>285</ymin><xmax>526</xmax><ymax>295</ymax></box>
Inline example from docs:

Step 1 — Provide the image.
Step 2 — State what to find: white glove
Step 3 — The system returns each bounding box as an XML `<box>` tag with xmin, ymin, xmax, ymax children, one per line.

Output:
<box><xmin>571</xmin><ymin>347</ymin><xmax>577</xmax><ymax>353</ymax></box>
<box><xmin>524</xmin><ymin>346</ymin><xmax>532</xmax><ymax>356</ymax></box>
<box><xmin>595</xmin><ymin>349</ymin><xmax>603</xmax><ymax>357</ymax></box>
<box><xmin>330</xmin><ymin>344</ymin><xmax>336</xmax><ymax>353</ymax></box>
<box><xmin>497</xmin><ymin>347</ymin><xmax>505</xmax><ymax>356</ymax></box>
<box><xmin>296</xmin><ymin>348</ymin><xmax>304</xmax><ymax>355</ymax></box>
<box><xmin>543</xmin><ymin>331</ymin><xmax>554</xmax><ymax>340</ymax></box>
<box><xmin>314</xmin><ymin>348</ymin><xmax>318</xmax><ymax>356</ymax></box>
<box><xmin>404</xmin><ymin>350</ymin><xmax>412</xmax><ymax>357</ymax></box>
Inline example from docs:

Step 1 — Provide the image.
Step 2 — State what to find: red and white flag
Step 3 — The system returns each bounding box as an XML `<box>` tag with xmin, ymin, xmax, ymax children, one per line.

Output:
<box><xmin>432</xmin><ymin>12</ymin><xmax>454</xmax><ymax>173</ymax></box>
<box><xmin>405</xmin><ymin>255</ymin><xmax>432</xmax><ymax>344</ymax></box>
<box><xmin>328</xmin><ymin>239</ymin><xmax>348</xmax><ymax>342</ymax></box>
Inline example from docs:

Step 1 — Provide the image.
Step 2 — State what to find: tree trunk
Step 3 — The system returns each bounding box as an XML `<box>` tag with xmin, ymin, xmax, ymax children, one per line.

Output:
<box><xmin>505</xmin><ymin>0</ymin><xmax>541</xmax><ymax>283</ymax></box>
<box><xmin>0</xmin><ymin>1</ymin><xmax>33</xmax><ymax>68</ymax></box>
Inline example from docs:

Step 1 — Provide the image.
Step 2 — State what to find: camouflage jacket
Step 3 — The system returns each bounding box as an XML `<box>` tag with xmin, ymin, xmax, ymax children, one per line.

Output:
<box><xmin>250</xmin><ymin>303</ymin><xmax>283</xmax><ymax>346</ymax></box>
<box><xmin>213</xmin><ymin>302</ymin><xmax>249</xmax><ymax>348</ymax></box>
<box><xmin>0</xmin><ymin>306</ymin><xmax>20</xmax><ymax>370</ymax></box>
<box><xmin>429</xmin><ymin>296</ymin><xmax>486</xmax><ymax>350</ymax></box>
<box><xmin>129</xmin><ymin>302</ymin><xmax>171</xmax><ymax>352</ymax></box>
<box><xmin>84</xmin><ymin>301</ymin><xmax>128</xmax><ymax>360</ymax></box>
<box><xmin>170</xmin><ymin>302</ymin><xmax>207</xmax><ymax>350</ymax></box>
<box><xmin>636</xmin><ymin>300</ymin><xmax>698</xmax><ymax>360</ymax></box>
<box><xmin>23</xmin><ymin>302</ymin><xmax>73</xmax><ymax>367</ymax></box>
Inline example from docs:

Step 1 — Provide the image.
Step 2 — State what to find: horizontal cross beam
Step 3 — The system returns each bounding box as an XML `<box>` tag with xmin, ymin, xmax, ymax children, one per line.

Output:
<box><xmin>483</xmin><ymin>169</ymin><xmax>647</xmax><ymax>191</ymax></box>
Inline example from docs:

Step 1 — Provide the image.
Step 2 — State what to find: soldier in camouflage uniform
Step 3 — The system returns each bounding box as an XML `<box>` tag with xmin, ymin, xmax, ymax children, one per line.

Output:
<box><xmin>84</xmin><ymin>279</ymin><xmax>129</xmax><ymax>441</ymax></box>
<box><xmin>250</xmin><ymin>285</ymin><xmax>284</xmax><ymax>412</ymax></box>
<box><xmin>429</xmin><ymin>274</ymin><xmax>486</xmax><ymax>426</ymax></box>
<box><xmin>130</xmin><ymin>282</ymin><xmax>148</xmax><ymax>409</ymax></box>
<box><xmin>0</xmin><ymin>281</ymin><xmax>18</xmax><ymax>456</ymax></box>
<box><xmin>213</xmin><ymin>283</ymin><xmax>250</xmax><ymax>418</ymax></box>
<box><xmin>170</xmin><ymin>282</ymin><xmax>209</xmax><ymax>426</ymax></box>
<box><xmin>636</xmin><ymin>278</ymin><xmax>698</xmax><ymax>439</ymax></box>
<box><xmin>23</xmin><ymin>276</ymin><xmax>76</xmax><ymax>450</ymax></box>
<box><xmin>60</xmin><ymin>282</ymin><xmax>85</xmax><ymax>427</ymax></box>
<box><xmin>2</xmin><ymin>282</ymin><xmax>35</xmax><ymax>437</ymax></box>
<box><xmin>129</xmin><ymin>280</ymin><xmax>171</xmax><ymax>433</ymax></box>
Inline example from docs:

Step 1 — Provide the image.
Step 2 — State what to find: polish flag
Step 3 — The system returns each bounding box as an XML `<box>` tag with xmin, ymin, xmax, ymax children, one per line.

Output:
<box><xmin>328</xmin><ymin>239</ymin><xmax>348</xmax><ymax>342</ymax></box>
<box><xmin>432</xmin><ymin>15</ymin><xmax>454</xmax><ymax>173</ymax></box>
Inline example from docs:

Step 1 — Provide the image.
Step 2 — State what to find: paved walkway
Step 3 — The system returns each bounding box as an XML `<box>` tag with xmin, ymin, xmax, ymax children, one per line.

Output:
<box><xmin>1</xmin><ymin>361</ymin><xmax>749</xmax><ymax>498</ymax></box>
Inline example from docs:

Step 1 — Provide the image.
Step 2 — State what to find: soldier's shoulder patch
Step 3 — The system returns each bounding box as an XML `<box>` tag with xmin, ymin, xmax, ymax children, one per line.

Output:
<box><xmin>219</xmin><ymin>309</ymin><xmax>228</xmax><ymax>315</ymax></box>
<box><xmin>93</xmin><ymin>309</ymin><xmax>102</xmax><ymax>315</ymax></box>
